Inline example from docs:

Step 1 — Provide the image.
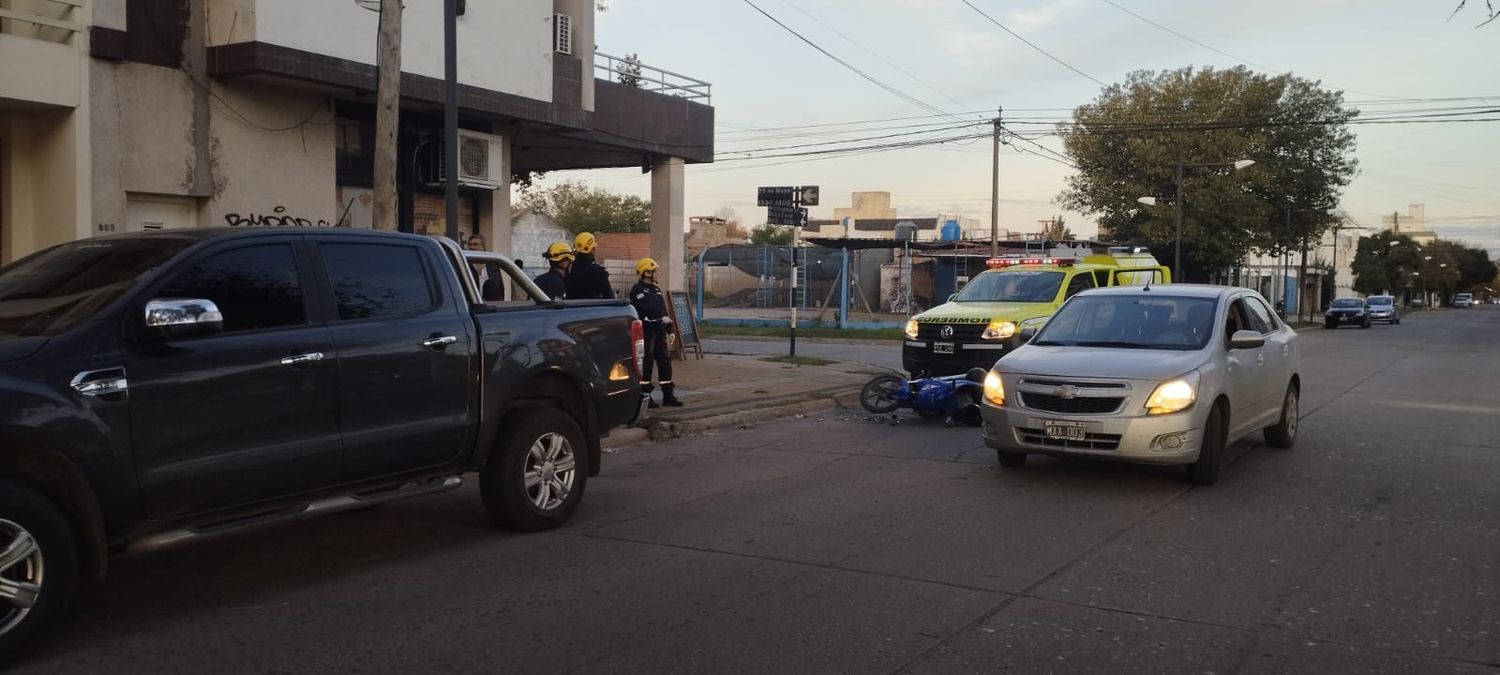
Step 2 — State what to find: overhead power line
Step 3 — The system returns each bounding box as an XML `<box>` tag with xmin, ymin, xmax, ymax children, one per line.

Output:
<box><xmin>958</xmin><ymin>0</ymin><xmax>1108</xmax><ymax>87</ymax></box>
<box><xmin>741</xmin><ymin>0</ymin><xmax>957</xmax><ymax>120</ymax></box>
<box><xmin>777</xmin><ymin>0</ymin><xmax>970</xmax><ymax>111</ymax></box>
<box><xmin>1099</xmin><ymin>0</ymin><xmax>1407</xmax><ymax>101</ymax></box>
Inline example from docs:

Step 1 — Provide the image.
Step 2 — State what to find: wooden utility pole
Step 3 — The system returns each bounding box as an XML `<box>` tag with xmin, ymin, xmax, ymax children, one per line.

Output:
<box><xmin>990</xmin><ymin>107</ymin><xmax>1001</xmax><ymax>257</ymax></box>
<box><xmin>372</xmin><ymin>0</ymin><xmax>403</xmax><ymax>231</ymax></box>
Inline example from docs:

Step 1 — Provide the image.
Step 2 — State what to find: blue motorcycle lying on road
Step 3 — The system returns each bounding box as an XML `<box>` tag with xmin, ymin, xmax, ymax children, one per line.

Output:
<box><xmin>859</xmin><ymin>368</ymin><xmax>987</xmax><ymax>427</ymax></box>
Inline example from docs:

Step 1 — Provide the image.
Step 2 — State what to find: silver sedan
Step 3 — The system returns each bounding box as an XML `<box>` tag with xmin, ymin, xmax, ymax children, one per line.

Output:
<box><xmin>980</xmin><ymin>285</ymin><xmax>1301</xmax><ymax>485</ymax></box>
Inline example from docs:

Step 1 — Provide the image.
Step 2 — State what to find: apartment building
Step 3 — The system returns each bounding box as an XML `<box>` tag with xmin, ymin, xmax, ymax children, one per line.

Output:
<box><xmin>0</xmin><ymin>0</ymin><xmax>713</xmax><ymax>289</ymax></box>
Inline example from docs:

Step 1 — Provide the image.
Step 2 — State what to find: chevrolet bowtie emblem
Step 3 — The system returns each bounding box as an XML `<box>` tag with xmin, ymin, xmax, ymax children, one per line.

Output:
<box><xmin>1054</xmin><ymin>385</ymin><xmax>1078</xmax><ymax>399</ymax></box>
<box><xmin>940</xmin><ymin>325</ymin><xmax>954</xmax><ymax>339</ymax></box>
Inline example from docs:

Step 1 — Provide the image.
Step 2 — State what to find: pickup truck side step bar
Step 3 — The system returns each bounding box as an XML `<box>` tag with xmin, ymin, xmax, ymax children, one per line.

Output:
<box><xmin>130</xmin><ymin>475</ymin><xmax>464</xmax><ymax>552</ymax></box>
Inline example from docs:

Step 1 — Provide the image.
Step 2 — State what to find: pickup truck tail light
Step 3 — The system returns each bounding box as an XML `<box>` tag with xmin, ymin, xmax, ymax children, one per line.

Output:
<box><xmin>631</xmin><ymin>319</ymin><xmax>645</xmax><ymax>378</ymax></box>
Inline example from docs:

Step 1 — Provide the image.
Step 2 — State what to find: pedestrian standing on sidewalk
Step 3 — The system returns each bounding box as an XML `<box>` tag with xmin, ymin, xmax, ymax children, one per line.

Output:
<box><xmin>534</xmin><ymin>241</ymin><xmax>574</xmax><ymax>300</ymax></box>
<box><xmin>565</xmin><ymin>232</ymin><xmax>615</xmax><ymax>299</ymax></box>
<box><xmin>630</xmin><ymin>258</ymin><xmax>682</xmax><ymax>408</ymax></box>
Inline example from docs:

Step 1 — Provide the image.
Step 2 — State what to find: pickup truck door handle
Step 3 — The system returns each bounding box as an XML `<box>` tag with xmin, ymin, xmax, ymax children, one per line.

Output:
<box><xmin>280</xmin><ymin>352</ymin><xmax>325</xmax><ymax>366</ymax></box>
<box><xmin>422</xmin><ymin>335</ymin><xmax>459</xmax><ymax>349</ymax></box>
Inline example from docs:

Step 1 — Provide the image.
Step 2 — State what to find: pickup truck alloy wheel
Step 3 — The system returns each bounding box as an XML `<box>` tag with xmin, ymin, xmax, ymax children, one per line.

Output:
<box><xmin>0</xmin><ymin>479</ymin><xmax>78</xmax><ymax>664</ymax></box>
<box><xmin>526</xmin><ymin>432</ymin><xmax>577</xmax><ymax>511</ymax></box>
<box><xmin>0</xmin><ymin>519</ymin><xmax>43</xmax><ymax>635</ymax></box>
<box><xmin>481</xmin><ymin>408</ymin><xmax>590</xmax><ymax>532</ymax></box>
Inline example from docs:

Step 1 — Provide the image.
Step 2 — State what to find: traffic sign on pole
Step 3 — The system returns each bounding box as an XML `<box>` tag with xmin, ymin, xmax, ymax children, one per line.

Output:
<box><xmin>766</xmin><ymin>205</ymin><xmax>807</xmax><ymax>227</ymax></box>
<box><xmin>757</xmin><ymin>186</ymin><xmax>796</xmax><ymax>206</ymax></box>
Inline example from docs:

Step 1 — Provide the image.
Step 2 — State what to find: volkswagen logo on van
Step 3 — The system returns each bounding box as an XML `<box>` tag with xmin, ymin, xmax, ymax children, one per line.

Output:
<box><xmin>940</xmin><ymin>325</ymin><xmax>954</xmax><ymax>339</ymax></box>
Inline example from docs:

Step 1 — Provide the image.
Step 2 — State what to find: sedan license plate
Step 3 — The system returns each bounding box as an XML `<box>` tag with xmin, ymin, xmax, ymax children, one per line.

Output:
<box><xmin>1044</xmin><ymin>420</ymin><xmax>1087</xmax><ymax>441</ymax></box>
<box><xmin>933</xmin><ymin>342</ymin><xmax>955</xmax><ymax>354</ymax></box>
<box><xmin>1340</xmin><ymin>316</ymin><xmax>1350</xmax><ymax>322</ymax></box>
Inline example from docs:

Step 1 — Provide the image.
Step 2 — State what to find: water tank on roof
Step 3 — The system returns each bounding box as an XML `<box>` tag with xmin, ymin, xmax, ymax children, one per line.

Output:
<box><xmin>940</xmin><ymin>219</ymin><xmax>961</xmax><ymax>241</ymax></box>
<box><xmin>894</xmin><ymin>220</ymin><xmax>918</xmax><ymax>242</ymax></box>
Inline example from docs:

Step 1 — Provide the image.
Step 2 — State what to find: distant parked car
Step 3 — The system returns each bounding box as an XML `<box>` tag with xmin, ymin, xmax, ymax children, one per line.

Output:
<box><xmin>1324</xmin><ymin>297</ymin><xmax>1371</xmax><ymax>329</ymax></box>
<box><xmin>1454</xmin><ymin>293</ymin><xmax>1474</xmax><ymax>308</ymax></box>
<box><xmin>1365</xmin><ymin>295</ymin><xmax>1400</xmax><ymax>325</ymax></box>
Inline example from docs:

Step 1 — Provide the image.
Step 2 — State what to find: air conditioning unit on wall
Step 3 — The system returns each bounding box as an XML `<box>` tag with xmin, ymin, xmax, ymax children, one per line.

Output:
<box><xmin>434</xmin><ymin>130</ymin><xmax>505</xmax><ymax>190</ymax></box>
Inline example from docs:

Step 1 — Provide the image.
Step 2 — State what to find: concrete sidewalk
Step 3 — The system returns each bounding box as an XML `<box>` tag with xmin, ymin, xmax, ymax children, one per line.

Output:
<box><xmin>602</xmin><ymin>353</ymin><xmax>888</xmax><ymax>447</ymax></box>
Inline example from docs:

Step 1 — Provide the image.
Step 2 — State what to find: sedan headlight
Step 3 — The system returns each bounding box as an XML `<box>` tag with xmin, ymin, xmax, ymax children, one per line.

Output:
<box><xmin>981</xmin><ymin>321</ymin><xmax>1016</xmax><ymax>340</ymax></box>
<box><xmin>904</xmin><ymin>320</ymin><xmax>920</xmax><ymax>340</ymax></box>
<box><xmin>1145</xmin><ymin>370</ymin><xmax>1200</xmax><ymax>415</ymax></box>
<box><xmin>983</xmin><ymin>370</ymin><xmax>1005</xmax><ymax>406</ymax></box>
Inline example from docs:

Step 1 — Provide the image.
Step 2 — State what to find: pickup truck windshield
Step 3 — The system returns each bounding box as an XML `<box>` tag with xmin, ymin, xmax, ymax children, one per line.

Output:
<box><xmin>954</xmin><ymin>271</ymin><xmax>1065</xmax><ymax>303</ymax></box>
<box><xmin>0</xmin><ymin>238</ymin><xmax>192</xmax><ymax>338</ymax></box>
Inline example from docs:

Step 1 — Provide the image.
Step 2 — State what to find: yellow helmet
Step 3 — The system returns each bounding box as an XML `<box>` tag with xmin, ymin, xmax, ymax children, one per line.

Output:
<box><xmin>544</xmin><ymin>241</ymin><xmax>575</xmax><ymax>263</ymax></box>
<box><xmin>573</xmin><ymin>232</ymin><xmax>597</xmax><ymax>254</ymax></box>
<box><xmin>635</xmin><ymin>258</ymin><xmax>659</xmax><ymax>275</ymax></box>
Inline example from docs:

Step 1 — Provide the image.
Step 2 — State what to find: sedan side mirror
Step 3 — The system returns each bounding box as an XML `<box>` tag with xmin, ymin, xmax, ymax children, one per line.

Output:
<box><xmin>1019</xmin><ymin>326</ymin><xmax>1039</xmax><ymax>343</ymax></box>
<box><xmin>1228</xmin><ymin>329</ymin><xmax>1264</xmax><ymax>350</ymax></box>
<box><xmin>145</xmin><ymin>298</ymin><xmax>224</xmax><ymax>340</ymax></box>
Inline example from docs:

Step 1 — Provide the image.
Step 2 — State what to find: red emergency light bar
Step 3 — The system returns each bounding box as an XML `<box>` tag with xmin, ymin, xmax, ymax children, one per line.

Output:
<box><xmin>985</xmin><ymin>257</ymin><xmax>1075</xmax><ymax>268</ymax></box>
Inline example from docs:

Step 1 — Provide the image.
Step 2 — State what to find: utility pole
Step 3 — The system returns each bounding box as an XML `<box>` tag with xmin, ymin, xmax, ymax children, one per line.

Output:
<box><xmin>990</xmin><ymin>107</ymin><xmax>1001</xmax><ymax>257</ymax></box>
<box><xmin>372</xmin><ymin>0</ymin><xmax>402</xmax><ymax>231</ymax></box>
<box><xmin>442</xmin><ymin>0</ymin><xmax>460</xmax><ymax>241</ymax></box>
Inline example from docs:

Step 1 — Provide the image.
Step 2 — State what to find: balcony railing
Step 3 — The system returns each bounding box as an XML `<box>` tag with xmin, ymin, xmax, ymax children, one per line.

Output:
<box><xmin>0</xmin><ymin>0</ymin><xmax>84</xmax><ymax>44</ymax></box>
<box><xmin>595</xmin><ymin>51</ymin><xmax>711</xmax><ymax>104</ymax></box>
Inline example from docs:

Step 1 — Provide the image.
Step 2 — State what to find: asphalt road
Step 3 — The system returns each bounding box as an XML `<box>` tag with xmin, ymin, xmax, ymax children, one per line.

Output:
<box><xmin>22</xmin><ymin>308</ymin><xmax>1500</xmax><ymax>673</ymax></box>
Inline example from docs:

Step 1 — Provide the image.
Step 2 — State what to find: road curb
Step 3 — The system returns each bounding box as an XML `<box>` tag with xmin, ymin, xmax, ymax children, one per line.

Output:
<box><xmin>602</xmin><ymin>390</ymin><xmax>863</xmax><ymax>448</ymax></box>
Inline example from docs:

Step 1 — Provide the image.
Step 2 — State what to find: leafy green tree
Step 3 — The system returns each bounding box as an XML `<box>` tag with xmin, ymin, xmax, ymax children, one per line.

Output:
<box><xmin>1057</xmin><ymin>66</ymin><xmax>1358</xmax><ymax>281</ymax></box>
<box><xmin>519</xmin><ymin>181</ymin><xmax>651</xmax><ymax>234</ymax></box>
<box><xmin>1351</xmin><ymin>231</ymin><xmax>1422</xmax><ymax>296</ymax></box>
<box><xmin>1040</xmin><ymin>216</ymin><xmax>1073</xmax><ymax>241</ymax></box>
<box><xmin>748</xmin><ymin>224</ymin><xmax>795</xmax><ymax>246</ymax></box>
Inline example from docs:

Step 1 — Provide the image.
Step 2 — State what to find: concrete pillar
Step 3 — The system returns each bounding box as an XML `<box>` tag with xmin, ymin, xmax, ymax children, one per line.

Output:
<box><xmin>477</xmin><ymin>132</ymin><xmax>514</xmax><ymax>256</ymax></box>
<box><xmin>650</xmin><ymin>156</ymin><xmax>685</xmax><ymax>291</ymax></box>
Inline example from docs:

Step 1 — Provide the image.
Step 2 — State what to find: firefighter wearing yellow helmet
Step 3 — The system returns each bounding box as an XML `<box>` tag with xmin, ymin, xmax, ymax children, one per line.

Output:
<box><xmin>630</xmin><ymin>257</ymin><xmax>681</xmax><ymax>407</ymax></box>
<box><xmin>534</xmin><ymin>241</ymin><xmax>574</xmax><ymax>300</ymax></box>
<box><xmin>565</xmin><ymin>232</ymin><xmax>615</xmax><ymax>300</ymax></box>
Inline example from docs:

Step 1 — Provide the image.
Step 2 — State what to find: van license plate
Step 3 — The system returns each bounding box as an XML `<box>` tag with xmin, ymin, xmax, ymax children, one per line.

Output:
<box><xmin>933</xmin><ymin>342</ymin><xmax>955</xmax><ymax>354</ymax></box>
<box><xmin>1044</xmin><ymin>421</ymin><xmax>1087</xmax><ymax>440</ymax></box>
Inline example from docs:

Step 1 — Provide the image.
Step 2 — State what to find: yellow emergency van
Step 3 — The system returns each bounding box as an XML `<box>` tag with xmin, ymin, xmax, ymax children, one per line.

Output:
<box><xmin>902</xmin><ymin>248</ymin><xmax>1171</xmax><ymax>376</ymax></box>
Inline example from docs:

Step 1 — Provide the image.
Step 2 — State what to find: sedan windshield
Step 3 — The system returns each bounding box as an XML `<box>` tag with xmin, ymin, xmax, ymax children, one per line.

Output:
<box><xmin>1032</xmin><ymin>295</ymin><xmax>1218</xmax><ymax>350</ymax></box>
<box><xmin>954</xmin><ymin>271</ymin><xmax>1064</xmax><ymax>303</ymax></box>
<box><xmin>0</xmin><ymin>238</ymin><xmax>192</xmax><ymax>338</ymax></box>
<box><xmin>1367</xmin><ymin>297</ymin><xmax>1393</xmax><ymax>306</ymax></box>
<box><xmin>1331</xmin><ymin>299</ymin><xmax>1365</xmax><ymax>308</ymax></box>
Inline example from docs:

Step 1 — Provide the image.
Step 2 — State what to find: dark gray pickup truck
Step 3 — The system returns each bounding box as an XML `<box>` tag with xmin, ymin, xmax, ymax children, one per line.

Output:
<box><xmin>0</xmin><ymin>228</ymin><xmax>643</xmax><ymax>661</ymax></box>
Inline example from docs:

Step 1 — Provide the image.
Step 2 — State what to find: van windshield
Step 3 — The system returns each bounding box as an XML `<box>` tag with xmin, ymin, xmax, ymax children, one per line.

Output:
<box><xmin>954</xmin><ymin>271</ymin><xmax>1065</xmax><ymax>303</ymax></box>
<box><xmin>0</xmin><ymin>238</ymin><xmax>192</xmax><ymax>339</ymax></box>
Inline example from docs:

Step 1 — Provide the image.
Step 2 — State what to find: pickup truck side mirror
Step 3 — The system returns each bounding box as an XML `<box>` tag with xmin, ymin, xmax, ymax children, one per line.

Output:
<box><xmin>145</xmin><ymin>298</ymin><xmax>224</xmax><ymax>340</ymax></box>
<box><xmin>1228</xmin><ymin>329</ymin><xmax>1264</xmax><ymax>350</ymax></box>
<box><xmin>948</xmin><ymin>293</ymin><xmax>958</xmax><ymax>303</ymax></box>
<box><xmin>1019</xmin><ymin>326</ymin><xmax>1039</xmax><ymax>343</ymax></box>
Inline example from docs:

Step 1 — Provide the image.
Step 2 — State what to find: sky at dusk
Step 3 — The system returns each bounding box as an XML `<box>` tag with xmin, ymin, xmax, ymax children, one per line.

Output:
<box><xmin>532</xmin><ymin>0</ymin><xmax>1500</xmax><ymax>257</ymax></box>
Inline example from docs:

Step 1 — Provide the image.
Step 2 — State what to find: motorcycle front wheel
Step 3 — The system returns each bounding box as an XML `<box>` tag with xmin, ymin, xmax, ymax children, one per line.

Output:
<box><xmin>860</xmin><ymin>375</ymin><xmax>906</xmax><ymax>414</ymax></box>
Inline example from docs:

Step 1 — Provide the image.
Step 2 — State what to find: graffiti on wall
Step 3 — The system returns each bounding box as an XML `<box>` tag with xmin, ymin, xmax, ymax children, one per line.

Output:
<box><xmin>224</xmin><ymin>206</ymin><xmax>332</xmax><ymax>228</ymax></box>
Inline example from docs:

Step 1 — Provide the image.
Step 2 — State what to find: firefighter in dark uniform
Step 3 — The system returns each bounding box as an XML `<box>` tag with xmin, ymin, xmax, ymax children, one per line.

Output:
<box><xmin>565</xmin><ymin>232</ymin><xmax>615</xmax><ymax>300</ymax></box>
<box><xmin>534</xmin><ymin>241</ymin><xmax>573</xmax><ymax>300</ymax></box>
<box><xmin>630</xmin><ymin>258</ymin><xmax>682</xmax><ymax>408</ymax></box>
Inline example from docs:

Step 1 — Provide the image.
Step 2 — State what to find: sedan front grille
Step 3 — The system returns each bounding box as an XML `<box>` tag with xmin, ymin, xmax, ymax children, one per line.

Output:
<box><xmin>1015</xmin><ymin>427</ymin><xmax>1122</xmax><ymax>451</ymax></box>
<box><xmin>1020</xmin><ymin>393</ymin><xmax>1125</xmax><ymax>415</ymax></box>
